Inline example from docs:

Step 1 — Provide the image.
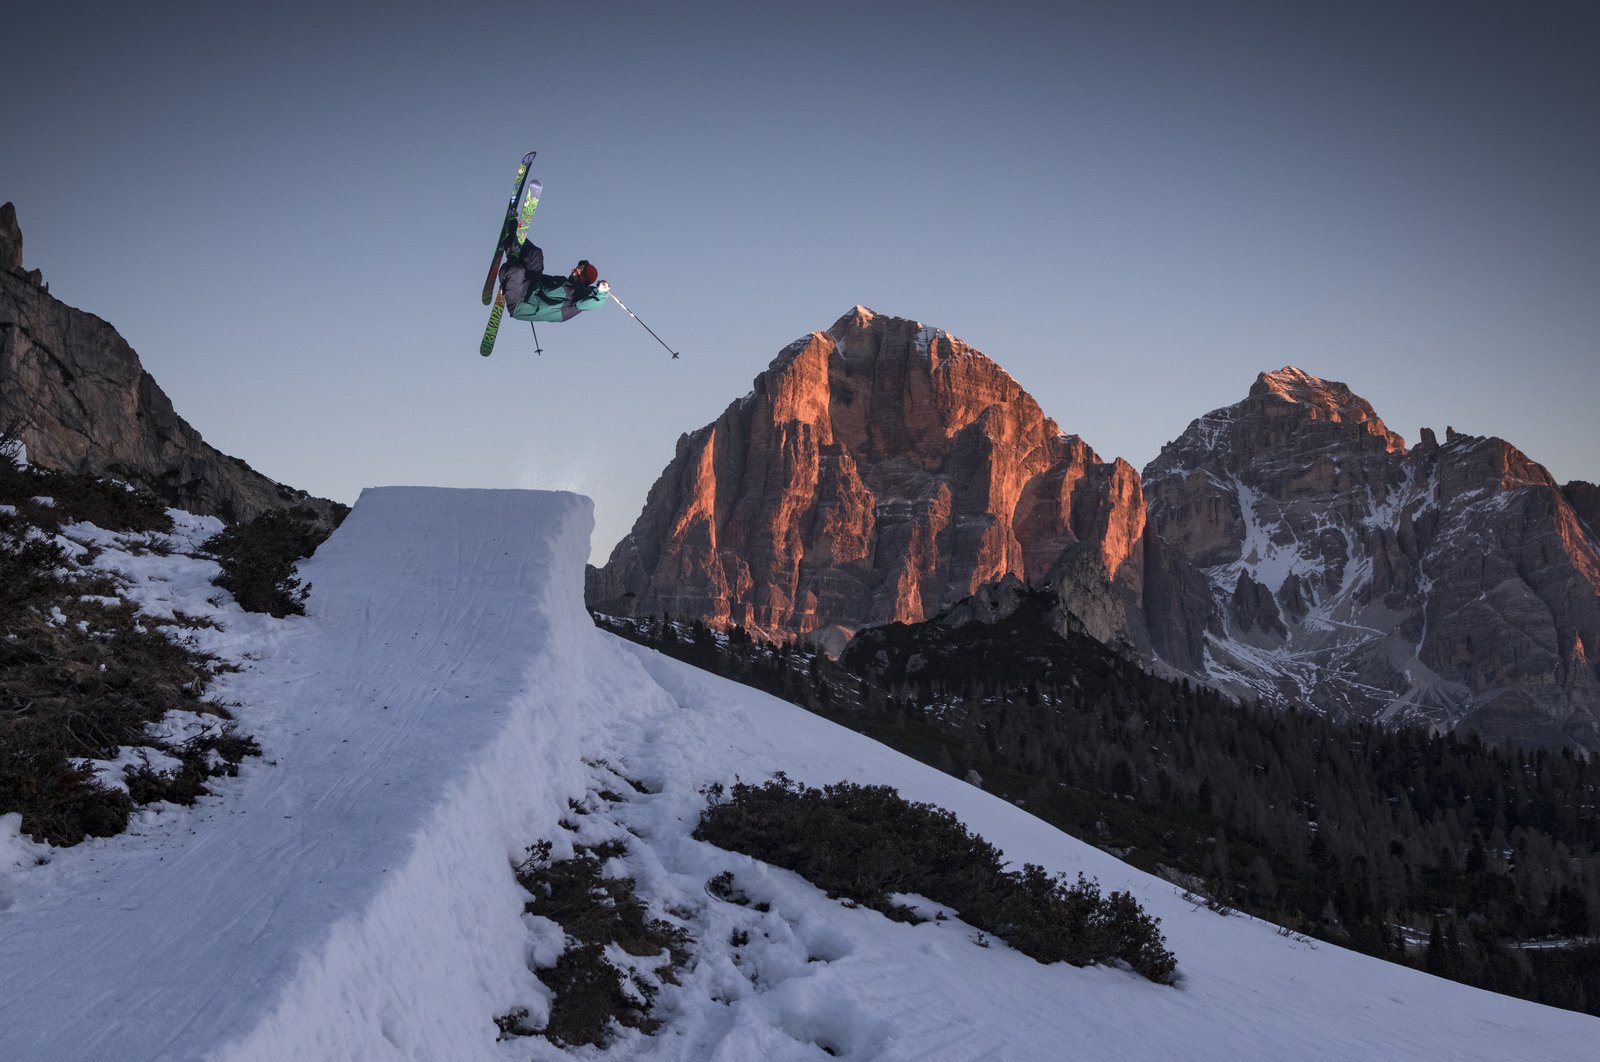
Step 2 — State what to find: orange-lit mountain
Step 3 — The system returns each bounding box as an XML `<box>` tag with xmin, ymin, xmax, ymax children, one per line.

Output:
<box><xmin>587</xmin><ymin>307</ymin><xmax>1206</xmax><ymax>661</ymax></box>
<box><xmin>589</xmin><ymin>313</ymin><xmax>1600</xmax><ymax>751</ymax></box>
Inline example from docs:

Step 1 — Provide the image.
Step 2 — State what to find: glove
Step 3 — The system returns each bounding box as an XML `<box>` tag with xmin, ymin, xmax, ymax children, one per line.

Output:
<box><xmin>597</xmin><ymin>280</ymin><xmax>610</xmax><ymax>293</ymax></box>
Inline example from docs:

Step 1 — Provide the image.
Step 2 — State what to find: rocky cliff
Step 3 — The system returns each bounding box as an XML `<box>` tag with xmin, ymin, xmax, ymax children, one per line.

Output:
<box><xmin>1566</xmin><ymin>480</ymin><xmax>1600</xmax><ymax>538</ymax></box>
<box><xmin>588</xmin><ymin>307</ymin><xmax>1203</xmax><ymax>654</ymax></box>
<box><xmin>1144</xmin><ymin>367</ymin><xmax>1600</xmax><ymax>750</ymax></box>
<box><xmin>0</xmin><ymin>203</ymin><xmax>342</xmax><ymax>526</ymax></box>
<box><xmin>590</xmin><ymin>311</ymin><xmax>1599</xmax><ymax>750</ymax></box>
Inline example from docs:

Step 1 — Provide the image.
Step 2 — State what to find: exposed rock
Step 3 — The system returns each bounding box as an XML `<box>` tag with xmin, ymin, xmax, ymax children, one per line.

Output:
<box><xmin>1144</xmin><ymin>367</ymin><xmax>1600</xmax><ymax>750</ymax></box>
<box><xmin>591</xmin><ymin>314</ymin><xmax>1599</xmax><ymax>753</ymax></box>
<box><xmin>1230</xmin><ymin>571</ymin><xmax>1286</xmax><ymax>640</ymax></box>
<box><xmin>588</xmin><ymin>307</ymin><xmax>1164</xmax><ymax>645</ymax></box>
<box><xmin>1</xmin><ymin>203</ymin><xmax>22</xmax><ymax>274</ymax></box>
<box><xmin>1130</xmin><ymin>524</ymin><xmax>1219</xmax><ymax>673</ymax></box>
<box><xmin>939</xmin><ymin>572</ymin><xmax>1030</xmax><ymax>627</ymax></box>
<box><xmin>1043</xmin><ymin>542</ymin><xmax>1135</xmax><ymax>652</ymax></box>
<box><xmin>0</xmin><ymin>202</ymin><xmax>42</xmax><ymax>288</ymax></box>
<box><xmin>0</xmin><ymin>203</ymin><xmax>342</xmax><ymax>526</ymax></box>
<box><xmin>1565</xmin><ymin>480</ymin><xmax>1600</xmax><ymax>540</ymax></box>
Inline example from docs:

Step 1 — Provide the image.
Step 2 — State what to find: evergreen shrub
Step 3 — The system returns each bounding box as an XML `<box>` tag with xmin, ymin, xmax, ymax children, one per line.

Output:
<box><xmin>207</xmin><ymin>510</ymin><xmax>331</xmax><ymax>616</ymax></box>
<box><xmin>513</xmin><ymin>839</ymin><xmax>690</xmax><ymax>1047</ymax></box>
<box><xmin>695</xmin><ymin>774</ymin><xmax>1177</xmax><ymax>983</ymax></box>
<box><xmin>0</xmin><ymin>509</ymin><xmax>250</xmax><ymax>844</ymax></box>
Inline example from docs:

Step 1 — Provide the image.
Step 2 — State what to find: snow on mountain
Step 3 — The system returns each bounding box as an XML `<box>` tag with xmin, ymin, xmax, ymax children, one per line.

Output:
<box><xmin>2</xmin><ymin>487</ymin><xmax>1595</xmax><ymax>1060</ymax></box>
<box><xmin>1145</xmin><ymin>369</ymin><xmax>1600</xmax><ymax>750</ymax></box>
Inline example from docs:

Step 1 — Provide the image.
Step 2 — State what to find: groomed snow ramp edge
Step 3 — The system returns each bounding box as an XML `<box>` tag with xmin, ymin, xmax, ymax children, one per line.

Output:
<box><xmin>0</xmin><ymin>487</ymin><xmax>672</xmax><ymax>1062</ymax></box>
<box><xmin>217</xmin><ymin>486</ymin><xmax>646</xmax><ymax>1061</ymax></box>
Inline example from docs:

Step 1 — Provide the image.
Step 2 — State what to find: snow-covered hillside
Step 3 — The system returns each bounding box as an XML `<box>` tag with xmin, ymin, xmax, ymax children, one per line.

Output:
<box><xmin>2</xmin><ymin>487</ymin><xmax>1595</xmax><ymax>1060</ymax></box>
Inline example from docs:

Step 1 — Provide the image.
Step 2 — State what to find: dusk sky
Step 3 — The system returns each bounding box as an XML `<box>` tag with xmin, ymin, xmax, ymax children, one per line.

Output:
<box><xmin>4</xmin><ymin>1</ymin><xmax>1596</xmax><ymax>558</ymax></box>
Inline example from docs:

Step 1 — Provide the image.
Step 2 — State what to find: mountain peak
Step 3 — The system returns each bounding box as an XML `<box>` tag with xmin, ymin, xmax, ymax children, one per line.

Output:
<box><xmin>590</xmin><ymin>310</ymin><xmax>1143</xmax><ymax>641</ymax></box>
<box><xmin>1254</xmin><ymin>365</ymin><xmax>1362</xmax><ymax>413</ymax></box>
<box><xmin>822</xmin><ymin>305</ymin><xmax>884</xmax><ymax>337</ymax></box>
<box><xmin>1248</xmin><ymin>366</ymin><xmax>1404</xmax><ymax>452</ymax></box>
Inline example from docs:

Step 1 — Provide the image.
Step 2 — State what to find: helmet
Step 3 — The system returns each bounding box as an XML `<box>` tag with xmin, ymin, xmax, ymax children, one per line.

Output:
<box><xmin>572</xmin><ymin>260</ymin><xmax>598</xmax><ymax>285</ymax></box>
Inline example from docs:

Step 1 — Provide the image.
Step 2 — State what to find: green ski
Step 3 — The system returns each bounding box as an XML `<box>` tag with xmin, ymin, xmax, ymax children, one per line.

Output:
<box><xmin>481</xmin><ymin>151</ymin><xmax>536</xmax><ymax>306</ymax></box>
<box><xmin>480</xmin><ymin>292</ymin><xmax>508</xmax><ymax>356</ymax></box>
<box><xmin>479</xmin><ymin>154</ymin><xmax>543</xmax><ymax>357</ymax></box>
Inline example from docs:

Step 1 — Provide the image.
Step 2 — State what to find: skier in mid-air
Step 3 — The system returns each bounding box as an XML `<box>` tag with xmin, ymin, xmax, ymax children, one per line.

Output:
<box><xmin>499</xmin><ymin>240</ymin><xmax>609</xmax><ymax>323</ymax></box>
<box><xmin>479</xmin><ymin>149</ymin><xmax>676</xmax><ymax>357</ymax></box>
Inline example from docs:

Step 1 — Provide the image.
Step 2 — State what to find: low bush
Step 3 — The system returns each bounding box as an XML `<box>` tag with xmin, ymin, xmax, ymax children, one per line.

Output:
<box><xmin>207</xmin><ymin>510</ymin><xmax>332</xmax><ymax>616</ymax></box>
<box><xmin>0</xmin><ymin>508</ymin><xmax>249</xmax><ymax>845</ymax></box>
<box><xmin>0</xmin><ymin>462</ymin><xmax>172</xmax><ymax>535</ymax></box>
<box><xmin>695</xmin><ymin>774</ymin><xmax>1177</xmax><ymax>983</ymax></box>
<box><xmin>513</xmin><ymin>838</ymin><xmax>690</xmax><ymax>1047</ymax></box>
<box><xmin>123</xmin><ymin>727</ymin><xmax>261</xmax><ymax>807</ymax></box>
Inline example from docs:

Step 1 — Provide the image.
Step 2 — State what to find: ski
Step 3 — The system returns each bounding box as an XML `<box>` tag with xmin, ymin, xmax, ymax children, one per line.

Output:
<box><xmin>480</xmin><ymin>292</ymin><xmax>507</xmax><ymax>357</ymax></box>
<box><xmin>514</xmin><ymin>178</ymin><xmax>542</xmax><ymax>248</ymax></box>
<box><xmin>479</xmin><ymin>179</ymin><xmax>544</xmax><ymax>356</ymax></box>
<box><xmin>480</xmin><ymin>151</ymin><xmax>537</xmax><ymax>306</ymax></box>
<box><xmin>479</xmin><ymin>150</ymin><xmax>545</xmax><ymax>357</ymax></box>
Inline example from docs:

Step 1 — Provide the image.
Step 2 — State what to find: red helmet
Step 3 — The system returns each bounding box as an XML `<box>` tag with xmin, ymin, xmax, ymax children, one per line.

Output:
<box><xmin>572</xmin><ymin>260</ymin><xmax>598</xmax><ymax>285</ymax></box>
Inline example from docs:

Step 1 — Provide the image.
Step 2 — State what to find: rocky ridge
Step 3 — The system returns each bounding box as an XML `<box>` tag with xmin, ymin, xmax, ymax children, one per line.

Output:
<box><xmin>0</xmin><ymin>203</ymin><xmax>341</xmax><ymax>526</ymax></box>
<box><xmin>590</xmin><ymin>308</ymin><xmax>1600</xmax><ymax>751</ymax></box>
<box><xmin>1144</xmin><ymin>368</ymin><xmax>1600</xmax><ymax>749</ymax></box>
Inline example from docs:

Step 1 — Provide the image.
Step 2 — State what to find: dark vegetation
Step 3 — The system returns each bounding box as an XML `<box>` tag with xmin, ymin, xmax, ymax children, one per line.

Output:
<box><xmin>0</xmin><ymin>463</ymin><xmax>257</xmax><ymax>845</ymax></box>
<box><xmin>207</xmin><ymin>509</ymin><xmax>332</xmax><ymax>616</ymax></box>
<box><xmin>0</xmin><ymin>459</ymin><xmax>172</xmax><ymax>537</ymax></box>
<box><xmin>696</xmin><ymin>774</ymin><xmax>1176</xmax><ymax>982</ymax></box>
<box><xmin>598</xmin><ymin>602</ymin><xmax>1600</xmax><ymax>1016</ymax></box>
<box><xmin>511</xmin><ymin>834</ymin><xmax>690</xmax><ymax>1047</ymax></box>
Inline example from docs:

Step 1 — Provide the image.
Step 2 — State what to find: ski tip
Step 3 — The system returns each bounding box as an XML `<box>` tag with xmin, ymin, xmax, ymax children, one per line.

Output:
<box><xmin>521</xmin><ymin>151</ymin><xmax>537</xmax><ymax>165</ymax></box>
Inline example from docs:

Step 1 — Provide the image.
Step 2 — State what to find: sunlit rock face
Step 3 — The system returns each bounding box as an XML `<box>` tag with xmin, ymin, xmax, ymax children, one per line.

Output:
<box><xmin>591</xmin><ymin>328</ymin><xmax>1600</xmax><ymax>752</ymax></box>
<box><xmin>588</xmin><ymin>307</ymin><xmax>1154</xmax><ymax>645</ymax></box>
<box><xmin>1144</xmin><ymin>367</ymin><xmax>1600</xmax><ymax>750</ymax></box>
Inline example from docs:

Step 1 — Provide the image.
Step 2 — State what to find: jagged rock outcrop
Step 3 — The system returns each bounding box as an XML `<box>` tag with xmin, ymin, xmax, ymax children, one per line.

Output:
<box><xmin>1</xmin><ymin>203</ymin><xmax>44</xmax><ymax>290</ymax></box>
<box><xmin>1566</xmin><ymin>480</ymin><xmax>1600</xmax><ymax>539</ymax></box>
<box><xmin>588</xmin><ymin>307</ymin><xmax>1197</xmax><ymax>650</ymax></box>
<box><xmin>0</xmin><ymin>203</ymin><xmax>342</xmax><ymax>526</ymax></box>
<box><xmin>1144</xmin><ymin>366</ymin><xmax>1600</xmax><ymax>750</ymax></box>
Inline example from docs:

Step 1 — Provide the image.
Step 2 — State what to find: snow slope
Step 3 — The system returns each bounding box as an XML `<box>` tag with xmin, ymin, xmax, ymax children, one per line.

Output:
<box><xmin>2</xmin><ymin>486</ymin><xmax>1596</xmax><ymax>1060</ymax></box>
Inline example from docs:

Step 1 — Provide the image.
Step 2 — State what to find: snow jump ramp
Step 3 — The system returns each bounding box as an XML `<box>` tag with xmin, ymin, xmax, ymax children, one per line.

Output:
<box><xmin>1</xmin><ymin>488</ymin><xmax>641</xmax><ymax>1061</ymax></box>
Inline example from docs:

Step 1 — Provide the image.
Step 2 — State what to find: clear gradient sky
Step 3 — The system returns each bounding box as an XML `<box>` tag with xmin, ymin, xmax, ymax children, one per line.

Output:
<box><xmin>4</xmin><ymin>1</ymin><xmax>1596</xmax><ymax>559</ymax></box>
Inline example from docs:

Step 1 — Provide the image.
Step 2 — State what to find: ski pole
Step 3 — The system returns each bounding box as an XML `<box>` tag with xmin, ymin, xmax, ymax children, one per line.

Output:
<box><xmin>604</xmin><ymin>285</ymin><xmax>680</xmax><ymax>359</ymax></box>
<box><xmin>530</xmin><ymin>322</ymin><xmax>543</xmax><ymax>356</ymax></box>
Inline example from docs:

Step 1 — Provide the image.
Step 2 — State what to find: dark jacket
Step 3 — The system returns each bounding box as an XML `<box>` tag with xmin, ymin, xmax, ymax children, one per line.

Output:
<box><xmin>501</xmin><ymin>241</ymin><xmax>608</xmax><ymax>322</ymax></box>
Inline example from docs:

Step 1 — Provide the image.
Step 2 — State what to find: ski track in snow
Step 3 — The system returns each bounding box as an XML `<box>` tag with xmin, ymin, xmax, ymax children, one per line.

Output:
<box><xmin>2</xmin><ymin>486</ymin><xmax>1597</xmax><ymax>1061</ymax></box>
